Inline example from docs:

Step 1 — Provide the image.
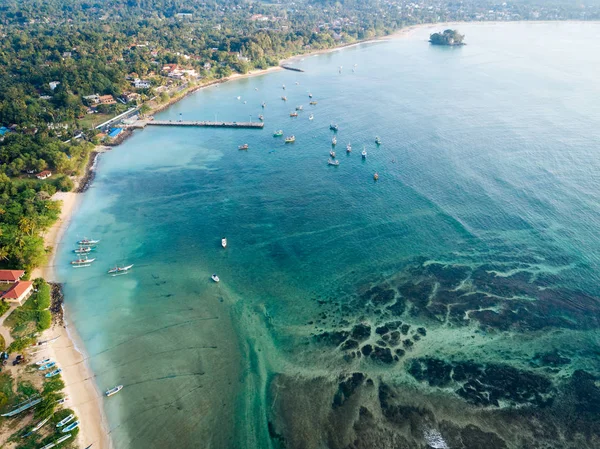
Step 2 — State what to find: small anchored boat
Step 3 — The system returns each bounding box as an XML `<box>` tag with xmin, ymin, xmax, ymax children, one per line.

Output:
<box><xmin>262</xmin><ymin>102</ymin><xmax>266</xmax><ymax>108</ymax></box>
<box><xmin>331</xmin><ymin>137</ymin><xmax>337</xmax><ymax>145</ymax></box>
<box><xmin>108</xmin><ymin>264</ymin><xmax>133</xmax><ymax>274</ymax></box>
<box><xmin>375</xmin><ymin>136</ymin><xmax>382</xmax><ymax>145</ymax></box>
<box><xmin>77</xmin><ymin>239</ymin><xmax>99</xmax><ymax>245</ymax></box>
<box><xmin>45</xmin><ymin>368</ymin><xmax>62</xmax><ymax>378</ymax></box>
<box><xmin>308</xmin><ymin>93</ymin><xmax>313</xmax><ymax>98</ymax></box>
<box><xmin>309</xmin><ymin>114</ymin><xmax>314</xmax><ymax>120</ymax></box>
<box><xmin>329</xmin><ymin>124</ymin><xmax>338</xmax><ymax>131</ymax></box>
<box><xmin>328</xmin><ymin>160</ymin><xmax>340</xmax><ymax>166</ymax></box>
<box><xmin>62</xmin><ymin>420</ymin><xmax>80</xmax><ymax>433</ymax></box>
<box><xmin>71</xmin><ymin>257</ymin><xmax>95</xmax><ymax>266</ymax></box>
<box><xmin>346</xmin><ymin>143</ymin><xmax>352</xmax><ymax>153</ymax></box>
<box><xmin>281</xmin><ymin>96</ymin><xmax>287</xmax><ymax>101</ymax></box>
<box><xmin>73</xmin><ymin>247</ymin><xmax>92</xmax><ymax>254</ymax></box>
<box><xmin>285</xmin><ymin>136</ymin><xmax>296</xmax><ymax>143</ymax></box>
<box><xmin>362</xmin><ymin>148</ymin><xmax>367</xmax><ymax>158</ymax></box>
<box><xmin>295</xmin><ymin>105</ymin><xmax>303</xmax><ymax>111</ymax></box>
<box><xmin>258</xmin><ymin>115</ymin><xmax>264</xmax><ymax>121</ymax></box>
<box><xmin>238</xmin><ymin>144</ymin><xmax>249</xmax><ymax>150</ymax></box>
<box><xmin>330</xmin><ymin>151</ymin><xmax>336</xmax><ymax>158</ymax></box>
<box><xmin>211</xmin><ymin>274</ymin><xmax>220</xmax><ymax>283</ymax></box>
<box><xmin>374</xmin><ymin>172</ymin><xmax>379</xmax><ymax>181</ymax></box>
<box><xmin>56</xmin><ymin>414</ymin><xmax>75</xmax><ymax>428</ymax></box>
<box><xmin>273</xmin><ymin>130</ymin><xmax>283</xmax><ymax>137</ymax></box>
<box><xmin>105</xmin><ymin>385</ymin><xmax>123</xmax><ymax>397</ymax></box>
<box><xmin>221</xmin><ymin>238</ymin><xmax>227</xmax><ymax>248</ymax></box>
<box><xmin>282</xmin><ymin>84</ymin><xmax>286</xmax><ymax>90</ymax></box>
<box><xmin>310</xmin><ymin>101</ymin><xmax>318</xmax><ymax>105</ymax></box>
<box><xmin>290</xmin><ymin>112</ymin><xmax>298</xmax><ymax>117</ymax></box>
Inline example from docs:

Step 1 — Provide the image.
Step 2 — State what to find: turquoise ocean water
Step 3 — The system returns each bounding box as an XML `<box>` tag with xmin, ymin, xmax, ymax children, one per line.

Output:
<box><xmin>58</xmin><ymin>22</ymin><xmax>600</xmax><ymax>449</ymax></box>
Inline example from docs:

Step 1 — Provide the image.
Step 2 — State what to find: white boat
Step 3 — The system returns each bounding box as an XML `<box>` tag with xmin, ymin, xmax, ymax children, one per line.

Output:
<box><xmin>77</xmin><ymin>239</ymin><xmax>99</xmax><ymax>245</ymax></box>
<box><xmin>328</xmin><ymin>160</ymin><xmax>340</xmax><ymax>166</ymax></box>
<box><xmin>236</xmin><ymin>96</ymin><xmax>241</xmax><ymax>100</ymax></box>
<box><xmin>37</xmin><ymin>336</ymin><xmax>59</xmax><ymax>346</ymax></box>
<box><xmin>331</xmin><ymin>137</ymin><xmax>337</xmax><ymax>145</ymax></box>
<box><xmin>56</xmin><ymin>397</ymin><xmax>69</xmax><ymax>405</ymax></box>
<box><xmin>31</xmin><ymin>417</ymin><xmax>50</xmax><ymax>432</ymax></box>
<box><xmin>71</xmin><ymin>257</ymin><xmax>95</xmax><ymax>265</ymax></box>
<box><xmin>73</xmin><ymin>247</ymin><xmax>91</xmax><ymax>254</ymax></box>
<box><xmin>362</xmin><ymin>148</ymin><xmax>367</xmax><ymax>158</ymax></box>
<box><xmin>309</xmin><ymin>114</ymin><xmax>313</xmax><ymax>120</ymax></box>
<box><xmin>221</xmin><ymin>238</ymin><xmax>227</xmax><ymax>248</ymax></box>
<box><xmin>105</xmin><ymin>385</ymin><xmax>123</xmax><ymax>397</ymax></box>
<box><xmin>108</xmin><ymin>264</ymin><xmax>133</xmax><ymax>274</ymax></box>
<box><xmin>346</xmin><ymin>143</ymin><xmax>352</xmax><ymax>153</ymax></box>
<box><xmin>330</xmin><ymin>151</ymin><xmax>336</xmax><ymax>158</ymax></box>
<box><xmin>261</xmin><ymin>102</ymin><xmax>266</xmax><ymax>108</ymax></box>
<box><xmin>295</xmin><ymin>105</ymin><xmax>303</xmax><ymax>111</ymax></box>
<box><xmin>282</xmin><ymin>84</ymin><xmax>286</xmax><ymax>90</ymax></box>
<box><xmin>375</xmin><ymin>136</ymin><xmax>382</xmax><ymax>145</ymax></box>
<box><xmin>211</xmin><ymin>274</ymin><xmax>220</xmax><ymax>283</ymax></box>
<box><xmin>35</xmin><ymin>358</ymin><xmax>51</xmax><ymax>366</ymax></box>
<box><xmin>55</xmin><ymin>434</ymin><xmax>73</xmax><ymax>445</ymax></box>
<box><xmin>61</xmin><ymin>420</ymin><xmax>80</xmax><ymax>433</ymax></box>
<box><xmin>56</xmin><ymin>414</ymin><xmax>75</xmax><ymax>428</ymax></box>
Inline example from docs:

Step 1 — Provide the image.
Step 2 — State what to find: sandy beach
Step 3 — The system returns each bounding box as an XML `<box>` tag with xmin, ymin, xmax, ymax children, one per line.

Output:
<box><xmin>31</xmin><ymin>155</ymin><xmax>112</xmax><ymax>449</ymax></box>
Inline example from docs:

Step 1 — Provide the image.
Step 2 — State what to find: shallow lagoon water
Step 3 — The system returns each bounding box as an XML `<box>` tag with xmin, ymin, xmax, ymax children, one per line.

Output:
<box><xmin>58</xmin><ymin>22</ymin><xmax>600</xmax><ymax>448</ymax></box>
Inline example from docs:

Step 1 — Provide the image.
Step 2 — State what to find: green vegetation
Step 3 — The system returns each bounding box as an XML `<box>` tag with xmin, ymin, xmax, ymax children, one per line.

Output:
<box><xmin>429</xmin><ymin>29</ymin><xmax>465</xmax><ymax>46</ymax></box>
<box><xmin>7</xmin><ymin>336</ymin><xmax>36</xmax><ymax>353</ymax></box>
<box><xmin>43</xmin><ymin>377</ymin><xmax>65</xmax><ymax>395</ymax></box>
<box><xmin>0</xmin><ymin>300</ymin><xmax>10</xmax><ymax>319</ymax></box>
<box><xmin>0</xmin><ymin>372</ymin><xmax>14</xmax><ymax>410</ymax></box>
<box><xmin>6</xmin><ymin>279</ymin><xmax>53</xmax><ymax>337</ymax></box>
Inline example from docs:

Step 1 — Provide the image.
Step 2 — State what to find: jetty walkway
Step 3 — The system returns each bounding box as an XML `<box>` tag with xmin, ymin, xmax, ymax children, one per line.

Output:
<box><xmin>126</xmin><ymin>120</ymin><xmax>264</xmax><ymax>129</ymax></box>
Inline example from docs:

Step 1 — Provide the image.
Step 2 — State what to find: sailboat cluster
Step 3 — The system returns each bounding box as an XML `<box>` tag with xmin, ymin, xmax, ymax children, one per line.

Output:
<box><xmin>70</xmin><ymin>238</ymin><xmax>134</xmax><ymax>275</ymax></box>
<box><xmin>236</xmin><ymin>72</ymin><xmax>382</xmax><ymax>180</ymax></box>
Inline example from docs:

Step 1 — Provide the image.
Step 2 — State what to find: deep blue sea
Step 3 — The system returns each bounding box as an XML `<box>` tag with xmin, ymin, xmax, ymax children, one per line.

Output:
<box><xmin>58</xmin><ymin>22</ymin><xmax>600</xmax><ymax>449</ymax></box>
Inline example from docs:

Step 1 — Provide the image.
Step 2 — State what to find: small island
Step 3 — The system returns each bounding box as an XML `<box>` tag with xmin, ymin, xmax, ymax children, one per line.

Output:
<box><xmin>429</xmin><ymin>29</ymin><xmax>465</xmax><ymax>46</ymax></box>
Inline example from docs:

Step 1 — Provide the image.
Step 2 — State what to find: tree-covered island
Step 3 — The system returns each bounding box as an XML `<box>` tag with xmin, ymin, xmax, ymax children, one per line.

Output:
<box><xmin>429</xmin><ymin>29</ymin><xmax>466</xmax><ymax>46</ymax></box>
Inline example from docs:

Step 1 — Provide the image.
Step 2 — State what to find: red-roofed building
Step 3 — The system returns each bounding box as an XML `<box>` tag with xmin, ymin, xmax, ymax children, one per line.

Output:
<box><xmin>0</xmin><ymin>270</ymin><xmax>25</xmax><ymax>283</ymax></box>
<box><xmin>1</xmin><ymin>281</ymin><xmax>34</xmax><ymax>305</ymax></box>
<box><xmin>36</xmin><ymin>170</ymin><xmax>52</xmax><ymax>180</ymax></box>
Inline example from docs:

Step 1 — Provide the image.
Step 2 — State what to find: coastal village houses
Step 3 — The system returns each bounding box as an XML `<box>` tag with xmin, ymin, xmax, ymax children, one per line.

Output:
<box><xmin>0</xmin><ymin>280</ymin><xmax>33</xmax><ymax>305</ymax></box>
<box><xmin>99</xmin><ymin>95</ymin><xmax>117</xmax><ymax>105</ymax></box>
<box><xmin>0</xmin><ymin>270</ymin><xmax>25</xmax><ymax>283</ymax></box>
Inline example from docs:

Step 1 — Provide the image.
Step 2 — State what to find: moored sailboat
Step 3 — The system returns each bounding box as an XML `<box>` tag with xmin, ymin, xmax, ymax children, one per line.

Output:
<box><xmin>108</xmin><ymin>264</ymin><xmax>133</xmax><ymax>274</ymax></box>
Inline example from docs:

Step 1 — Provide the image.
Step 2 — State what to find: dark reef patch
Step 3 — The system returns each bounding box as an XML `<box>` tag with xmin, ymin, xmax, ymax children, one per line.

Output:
<box><xmin>408</xmin><ymin>357</ymin><xmax>554</xmax><ymax>407</ymax></box>
<box><xmin>332</xmin><ymin>372</ymin><xmax>365</xmax><ymax>409</ymax></box>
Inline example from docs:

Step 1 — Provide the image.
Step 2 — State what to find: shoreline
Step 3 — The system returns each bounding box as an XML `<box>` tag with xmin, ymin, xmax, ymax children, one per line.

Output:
<box><xmin>33</xmin><ymin>19</ymin><xmax>596</xmax><ymax>449</ymax></box>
